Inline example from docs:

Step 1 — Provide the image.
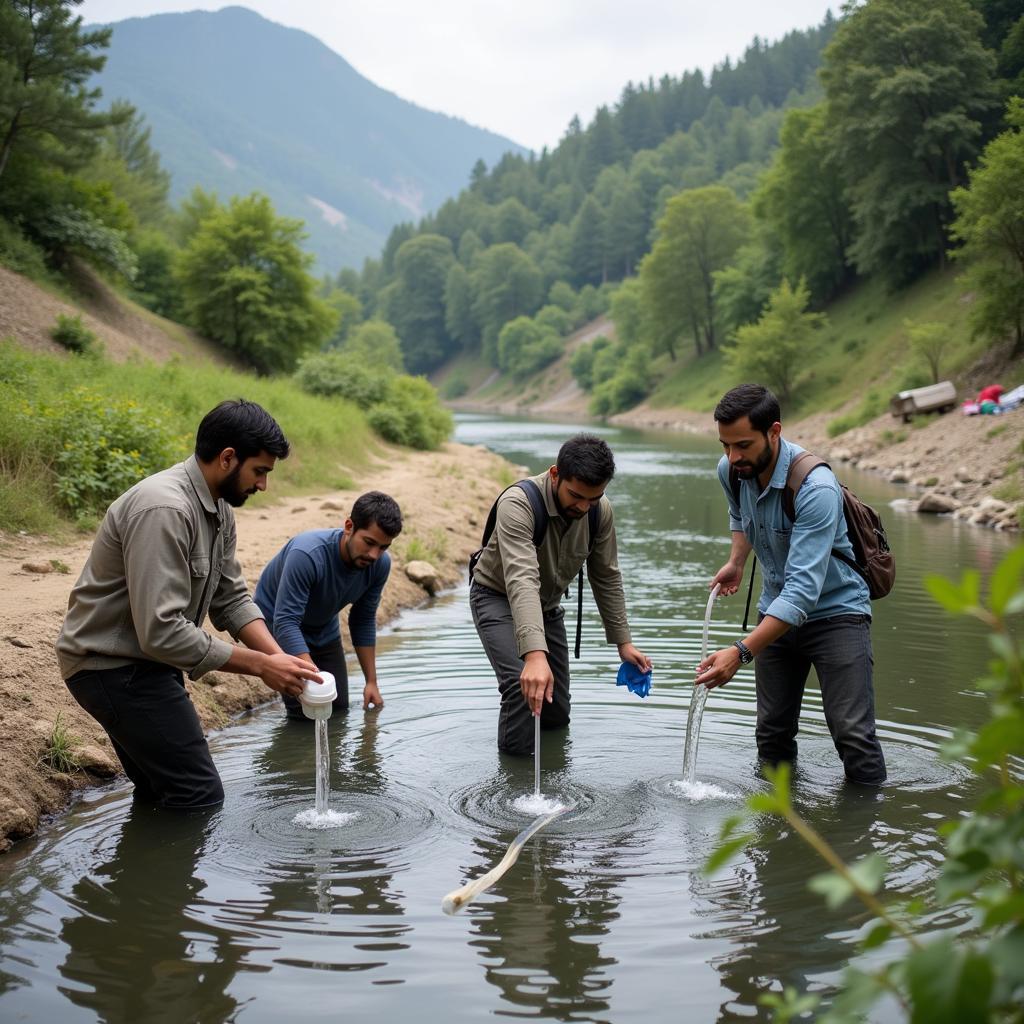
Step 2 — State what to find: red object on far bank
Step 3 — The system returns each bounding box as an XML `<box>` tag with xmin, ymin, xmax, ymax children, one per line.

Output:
<box><xmin>977</xmin><ymin>384</ymin><xmax>1004</xmax><ymax>404</ymax></box>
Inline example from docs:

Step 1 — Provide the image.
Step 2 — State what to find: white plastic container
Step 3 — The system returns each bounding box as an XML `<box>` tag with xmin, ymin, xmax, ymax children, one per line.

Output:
<box><xmin>298</xmin><ymin>670</ymin><xmax>337</xmax><ymax>720</ymax></box>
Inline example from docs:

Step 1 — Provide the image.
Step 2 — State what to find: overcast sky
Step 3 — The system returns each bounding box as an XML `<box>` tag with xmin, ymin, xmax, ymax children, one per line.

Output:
<box><xmin>78</xmin><ymin>1</ymin><xmax>837</xmax><ymax>151</ymax></box>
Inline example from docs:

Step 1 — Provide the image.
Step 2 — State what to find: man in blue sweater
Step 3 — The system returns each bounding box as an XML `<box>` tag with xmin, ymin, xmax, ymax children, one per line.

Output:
<box><xmin>254</xmin><ymin>492</ymin><xmax>403</xmax><ymax>719</ymax></box>
<box><xmin>695</xmin><ymin>384</ymin><xmax>886</xmax><ymax>785</ymax></box>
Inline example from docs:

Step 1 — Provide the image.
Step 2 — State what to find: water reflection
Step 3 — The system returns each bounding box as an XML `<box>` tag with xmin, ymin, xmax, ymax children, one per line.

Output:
<box><xmin>58</xmin><ymin>805</ymin><xmax>243</xmax><ymax>1024</ymax></box>
<box><xmin>469</xmin><ymin>835</ymin><xmax>622</xmax><ymax>1023</ymax></box>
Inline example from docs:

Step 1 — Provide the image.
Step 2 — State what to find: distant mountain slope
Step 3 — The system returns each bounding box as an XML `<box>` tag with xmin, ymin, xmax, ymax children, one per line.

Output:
<box><xmin>89</xmin><ymin>6</ymin><xmax>526</xmax><ymax>270</ymax></box>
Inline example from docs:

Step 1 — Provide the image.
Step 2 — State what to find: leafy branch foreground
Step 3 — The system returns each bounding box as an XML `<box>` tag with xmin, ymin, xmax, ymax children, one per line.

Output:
<box><xmin>707</xmin><ymin>545</ymin><xmax>1024</xmax><ymax>1023</ymax></box>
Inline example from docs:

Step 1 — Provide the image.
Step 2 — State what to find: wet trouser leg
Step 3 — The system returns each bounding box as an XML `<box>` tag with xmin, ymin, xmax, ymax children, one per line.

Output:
<box><xmin>755</xmin><ymin>614</ymin><xmax>886</xmax><ymax>785</ymax></box>
<box><xmin>281</xmin><ymin>639</ymin><xmax>349</xmax><ymax>720</ymax></box>
<box><xmin>470</xmin><ymin>582</ymin><xmax>570</xmax><ymax>756</ymax></box>
<box><xmin>66</xmin><ymin>660</ymin><xmax>224</xmax><ymax>808</ymax></box>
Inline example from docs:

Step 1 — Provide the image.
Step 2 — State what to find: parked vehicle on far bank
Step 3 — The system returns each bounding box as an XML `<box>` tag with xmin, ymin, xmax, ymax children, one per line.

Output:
<box><xmin>889</xmin><ymin>381</ymin><xmax>957</xmax><ymax>422</ymax></box>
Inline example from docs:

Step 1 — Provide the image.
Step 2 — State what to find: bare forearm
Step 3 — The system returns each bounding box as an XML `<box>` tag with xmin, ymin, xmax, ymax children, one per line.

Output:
<box><xmin>353</xmin><ymin>645</ymin><xmax>377</xmax><ymax>684</ymax></box>
<box><xmin>728</xmin><ymin>531</ymin><xmax>753</xmax><ymax>568</ymax></box>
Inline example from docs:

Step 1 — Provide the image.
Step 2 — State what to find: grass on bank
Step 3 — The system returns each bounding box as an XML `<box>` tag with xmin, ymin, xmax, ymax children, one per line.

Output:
<box><xmin>0</xmin><ymin>340</ymin><xmax>377</xmax><ymax>535</ymax></box>
<box><xmin>644</xmin><ymin>268</ymin><xmax>999</xmax><ymax>429</ymax></box>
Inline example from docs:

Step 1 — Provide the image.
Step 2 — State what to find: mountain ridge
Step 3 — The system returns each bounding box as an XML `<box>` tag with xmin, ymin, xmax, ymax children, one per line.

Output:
<box><xmin>88</xmin><ymin>5</ymin><xmax>527</xmax><ymax>270</ymax></box>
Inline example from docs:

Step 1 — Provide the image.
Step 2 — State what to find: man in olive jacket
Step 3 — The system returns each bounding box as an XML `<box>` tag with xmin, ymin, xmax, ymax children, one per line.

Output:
<box><xmin>471</xmin><ymin>433</ymin><xmax>650</xmax><ymax>755</ymax></box>
<box><xmin>56</xmin><ymin>400</ymin><xmax>321</xmax><ymax>808</ymax></box>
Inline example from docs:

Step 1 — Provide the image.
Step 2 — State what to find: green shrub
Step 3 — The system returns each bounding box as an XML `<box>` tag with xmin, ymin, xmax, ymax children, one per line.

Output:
<box><xmin>51</xmin><ymin>313</ymin><xmax>99</xmax><ymax>355</ymax></box>
<box><xmin>367</xmin><ymin>376</ymin><xmax>452</xmax><ymax>450</ymax></box>
<box><xmin>589</xmin><ymin>346</ymin><xmax>651</xmax><ymax>416</ymax></box>
<box><xmin>294</xmin><ymin>352</ymin><xmax>392</xmax><ymax>408</ymax></box>
<box><xmin>569</xmin><ymin>335</ymin><xmax>612</xmax><ymax>391</ymax></box>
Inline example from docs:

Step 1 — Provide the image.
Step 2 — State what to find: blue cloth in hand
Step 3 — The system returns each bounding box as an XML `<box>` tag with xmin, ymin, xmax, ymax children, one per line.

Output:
<box><xmin>616</xmin><ymin>661</ymin><xmax>652</xmax><ymax>698</ymax></box>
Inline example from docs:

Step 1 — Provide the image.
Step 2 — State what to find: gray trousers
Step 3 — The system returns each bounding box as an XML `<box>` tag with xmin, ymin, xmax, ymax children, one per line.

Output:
<box><xmin>755</xmin><ymin>613</ymin><xmax>886</xmax><ymax>785</ymax></box>
<box><xmin>470</xmin><ymin>581</ymin><xmax>571</xmax><ymax>755</ymax></box>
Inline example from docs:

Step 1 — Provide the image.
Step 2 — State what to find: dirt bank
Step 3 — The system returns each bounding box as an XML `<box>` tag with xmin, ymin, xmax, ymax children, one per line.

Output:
<box><xmin>0</xmin><ymin>441</ymin><xmax>510</xmax><ymax>852</ymax></box>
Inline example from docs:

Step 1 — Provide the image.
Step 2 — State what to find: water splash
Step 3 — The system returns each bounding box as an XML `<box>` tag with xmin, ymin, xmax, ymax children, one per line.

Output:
<box><xmin>293</xmin><ymin>808</ymin><xmax>359</xmax><ymax>829</ymax></box>
<box><xmin>669</xmin><ymin>780</ymin><xmax>739</xmax><ymax>802</ymax></box>
<box><xmin>512</xmin><ymin>793</ymin><xmax>567</xmax><ymax>816</ymax></box>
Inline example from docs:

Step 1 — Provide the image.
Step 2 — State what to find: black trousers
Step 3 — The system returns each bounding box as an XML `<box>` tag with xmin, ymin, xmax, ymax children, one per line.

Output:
<box><xmin>470</xmin><ymin>581</ymin><xmax>571</xmax><ymax>756</ymax></box>
<box><xmin>66</xmin><ymin>660</ymin><xmax>224</xmax><ymax>809</ymax></box>
<box><xmin>280</xmin><ymin>639</ymin><xmax>350</xmax><ymax>720</ymax></box>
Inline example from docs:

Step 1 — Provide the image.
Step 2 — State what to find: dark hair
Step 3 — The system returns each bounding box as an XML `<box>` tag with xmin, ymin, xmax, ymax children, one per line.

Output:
<box><xmin>714</xmin><ymin>384</ymin><xmax>781</xmax><ymax>433</ymax></box>
<box><xmin>556</xmin><ymin>433</ymin><xmax>616</xmax><ymax>486</ymax></box>
<box><xmin>195</xmin><ymin>399</ymin><xmax>289</xmax><ymax>463</ymax></box>
<box><xmin>351</xmin><ymin>491</ymin><xmax>403</xmax><ymax>537</ymax></box>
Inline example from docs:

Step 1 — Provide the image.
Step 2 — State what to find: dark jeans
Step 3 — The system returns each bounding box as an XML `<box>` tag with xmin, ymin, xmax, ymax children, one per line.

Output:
<box><xmin>755</xmin><ymin>614</ymin><xmax>886</xmax><ymax>785</ymax></box>
<box><xmin>470</xmin><ymin>581</ymin><xmax>570</xmax><ymax>756</ymax></box>
<box><xmin>66</xmin><ymin>660</ymin><xmax>224</xmax><ymax>808</ymax></box>
<box><xmin>281</xmin><ymin>639</ymin><xmax>349</xmax><ymax>720</ymax></box>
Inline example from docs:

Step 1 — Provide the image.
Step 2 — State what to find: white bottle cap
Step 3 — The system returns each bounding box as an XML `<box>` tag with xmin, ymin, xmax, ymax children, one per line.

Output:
<box><xmin>299</xmin><ymin>669</ymin><xmax>337</xmax><ymax>707</ymax></box>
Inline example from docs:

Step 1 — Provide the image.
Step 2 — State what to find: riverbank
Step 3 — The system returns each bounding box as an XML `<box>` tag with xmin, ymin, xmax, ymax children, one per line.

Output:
<box><xmin>608</xmin><ymin>400</ymin><xmax>1022</xmax><ymax>531</ymax></box>
<box><xmin>0</xmin><ymin>440</ymin><xmax>511</xmax><ymax>852</ymax></box>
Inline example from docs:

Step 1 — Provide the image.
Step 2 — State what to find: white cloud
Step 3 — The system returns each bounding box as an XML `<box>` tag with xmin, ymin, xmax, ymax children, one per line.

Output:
<box><xmin>78</xmin><ymin>0</ymin><xmax>836</xmax><ymax>150</ymax></box>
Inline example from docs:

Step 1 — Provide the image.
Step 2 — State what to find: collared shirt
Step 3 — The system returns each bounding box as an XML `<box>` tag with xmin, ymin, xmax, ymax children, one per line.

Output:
<box><xmin>253</xmin><ymin>529</ymin><xmax>390</xmax><ymax>655</ymax></box>
<box><xmin>472</xmin><ymin>471</ymin><xmax>632</xmax><ymax>657</ymax></box>
<box><xmin>56</xmin><ymin>456</ymin><xmax>264</xmax><ymax>680</ymax></box>
<box><xmin>717</xmin><ymin>438</ymin><xmax>870</xmax><ymax>627</ymax></box>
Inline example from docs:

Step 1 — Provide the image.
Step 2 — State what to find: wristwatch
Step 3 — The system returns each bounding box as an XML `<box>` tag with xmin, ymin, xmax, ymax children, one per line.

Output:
<box><xmin>733</xmin><ymin>640</ymin><xmax>754</xmax><ymax>664</ymax></box>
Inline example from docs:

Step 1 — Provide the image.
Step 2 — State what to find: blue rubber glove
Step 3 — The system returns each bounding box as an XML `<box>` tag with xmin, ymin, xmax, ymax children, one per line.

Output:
<box><xmin>616</xmin><ymin>661</ymin><xmax>652</xmax><ymax>698</ymax></box>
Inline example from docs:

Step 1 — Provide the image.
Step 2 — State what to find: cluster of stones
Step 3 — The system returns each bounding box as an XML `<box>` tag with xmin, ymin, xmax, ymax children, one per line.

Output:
<box><xmin>828</xmin><ymin>450</ymin><xmax>1020</xmax><ymax>533</ymax></box>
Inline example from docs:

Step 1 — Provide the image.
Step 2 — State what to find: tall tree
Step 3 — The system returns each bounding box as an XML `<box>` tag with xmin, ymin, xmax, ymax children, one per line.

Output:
<box><xmin>383</xmin><ymin>233</ymin><xmax>455</xmax><ymax>373</ymax></box>
<box><xmin>723</xmin><ymin>278</ymin><xmax>826</xmax><ymax>401</ymax></box>
<box><xmin>470</xmin><ymin>243</ymin><xmax>543</xmax><ymax>363</ymax></box>
<box><xmin>820</xmin><ymin>0</ymin><xmax>996</xmax><ymax>281</ymax></box>
<box><xmin>753</xmin><ymin>104</ymin><xmax>853</xmax><ymax>301</ymax></box>
<box><xmin>569</xmin><ymin>195</ymin><xmax>607</xmax><ymax>287</ymax></box>
<box><xmin>639</xmin><ymin>185</ymin><xmax>750</xmax><ymax>357</ymax></box>
<box><xmin>176</xmin><ymin>193</ymin><xmax>336</xmax><ymax>374</ymax></box>
<box><xmin>0</xmin><ymin>0</ymin><xmax>119</xmax><ymax>182</ymax></box>
<box><xmin>950</xmin><ymin>97</ymin><xmax>1024</xmax><ymax>355</ymax></box>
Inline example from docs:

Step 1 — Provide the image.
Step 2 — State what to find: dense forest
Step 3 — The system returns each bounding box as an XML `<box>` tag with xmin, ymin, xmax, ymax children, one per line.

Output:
<box><xmin>328</xmin><ymin>0</ymin><xmax>1023</xmax><ymax>417</ymax></box>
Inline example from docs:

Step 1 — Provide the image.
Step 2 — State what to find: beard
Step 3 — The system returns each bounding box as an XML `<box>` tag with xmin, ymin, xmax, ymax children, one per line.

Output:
<box><xmin>553</xmin><ymin>483</ymin><xmax>587</xmax><ymax>520</ymax></box>
<box><xmin>220</xmin><ymin>464</ymin><xmax>256</xmax><ymax>507</ymax></box>
<box><xmin>733</xmin><ymin>439</ymin><xmax>774</xmax><ymax>479</ymax></box>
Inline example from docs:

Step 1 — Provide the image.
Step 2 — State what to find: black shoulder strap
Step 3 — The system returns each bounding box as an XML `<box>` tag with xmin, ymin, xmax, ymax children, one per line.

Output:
<box><xmin>729</xmin><ymin>466</ymin><xmax>741</xmax><ymax>509</ymax></box>
<box><xmin>517</xmin><ymin>479</ymin><xmax>548</xmax><ymax>548</ymax></box>
<box><xmin>479</xmin><ymin>479</ymin><xmax>548</xmax><ymax>550</ymax></box>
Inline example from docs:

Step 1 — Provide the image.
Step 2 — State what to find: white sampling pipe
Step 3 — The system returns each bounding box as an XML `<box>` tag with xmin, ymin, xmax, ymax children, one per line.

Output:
<box><xmin>683</xmin><ymin>584</ymin><xmax>721</xmax><ymax>784</ymax></box>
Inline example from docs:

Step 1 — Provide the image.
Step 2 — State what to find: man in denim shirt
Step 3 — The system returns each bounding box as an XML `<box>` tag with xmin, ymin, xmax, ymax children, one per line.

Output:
<box><xmin>696</xmin><ymin>384</ymin><xmax>886</xmax><ymax>785</ymax></box>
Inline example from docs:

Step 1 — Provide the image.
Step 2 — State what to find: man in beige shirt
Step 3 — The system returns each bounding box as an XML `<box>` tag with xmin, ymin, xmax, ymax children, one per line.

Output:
<box><xmin>471</xmin><ymin>434</ymin><xmax>650</xmax><ymax>755</ymax></box>
<box><xmin>56</xmin><ymin>399</ymin><xmax>321</xmax><ymax>808</ymax></box>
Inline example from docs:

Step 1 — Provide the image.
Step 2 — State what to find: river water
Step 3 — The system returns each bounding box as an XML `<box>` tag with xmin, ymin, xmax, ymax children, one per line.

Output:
<box><xmin>0</xmin><ymin>414</ymin><xmax>1016</xmax><ymax>1023</ymax></box>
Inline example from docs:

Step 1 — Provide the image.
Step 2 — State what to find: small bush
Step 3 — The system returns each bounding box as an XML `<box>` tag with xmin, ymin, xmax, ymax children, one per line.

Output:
<box><xmin>294</xmin><ymin>353</ymin><xmax>391</xmax><ymax>408</ymax></box>
<box><xmin>51</xmin><ymin>314</ymin><xmax>98</xmax><ymax>354</ymax></box>
<box><xmin>367</xmin><ymin>376</ymin><xmax>452</xmax><ymax>450</ymax></box>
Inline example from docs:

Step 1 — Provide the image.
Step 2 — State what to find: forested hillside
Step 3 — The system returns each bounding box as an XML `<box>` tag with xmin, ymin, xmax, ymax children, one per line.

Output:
<box><xmin>87</xmin><ymin>6</ymin><xmax>526</xmax><ymax>269</ymax></box>
<box><xmin>343</xmin><ymin>0</ymin><xmax>1022</xmax><ymax>432</ymax></box>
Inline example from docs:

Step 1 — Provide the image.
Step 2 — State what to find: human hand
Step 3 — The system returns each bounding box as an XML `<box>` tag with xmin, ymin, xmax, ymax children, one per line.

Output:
<box><xmin>694</xmin><ymin>646</ymin><xmax>741</xmax><ymax>689</ymax></box>
<box><xmin>711</xmin><ymin>561</ymin><xmax>744</xmax><ymax>597</ymax></box>
<box><xmin>362</xmin><ymin>681</ymin><xmax>384</xmax><ymax>711</ymax></box>
<box><xmin>618</xmin><ymin>642</ymin><xmax>652</xmax><ymax>673</ymax></box>
<box><xmin>519</xmin><ymin>651</ymin><xmax>553</xmax><ymax>716</ymax></box>
<box><xmin>259</xmin><ymin>653</ymin><xmax>322</xmax><ymax>697</ymax></box>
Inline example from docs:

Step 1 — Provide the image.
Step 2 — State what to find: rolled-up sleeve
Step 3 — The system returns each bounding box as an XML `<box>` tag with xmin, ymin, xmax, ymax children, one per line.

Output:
<box><xmin>764</xmin><ymin>479</ymin><xmax>842</xmax><ymax>627</ymax></box>
<box><xmin>586</xmin><ymin>501</ymin><xmax>632</xmax><ymax>646</ymax></box>
<box><xmin>495</xmin><ymin>494</ymin><xmax>548</xmax><ymax>656</ymax></box>
<box><xmin>207</xmin><ymin>514</ymin><xmax>263</xmax><ymax>639</ymax></box>
<box><xmin>121</xmin><ymin>507</ymin><xmax>234</xmax><ymax>678</ymax></box>
<box><xmin>349</xmin><ymin>555</ymin><xmax>390</xmax><ymax>647</ymax></box>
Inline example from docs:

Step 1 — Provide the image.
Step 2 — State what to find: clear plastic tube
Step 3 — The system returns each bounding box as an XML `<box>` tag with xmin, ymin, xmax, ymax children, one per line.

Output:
<box><xmin>683</xmin><ymin>584</ymin><xmax>721</xmax><ymax>783</ymax></box>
